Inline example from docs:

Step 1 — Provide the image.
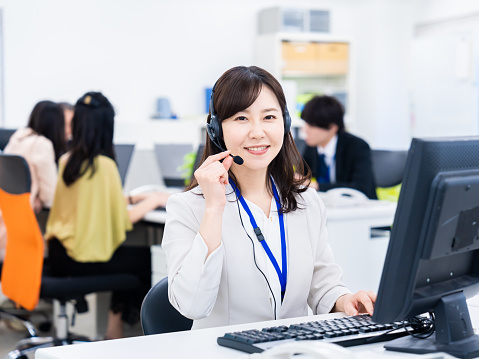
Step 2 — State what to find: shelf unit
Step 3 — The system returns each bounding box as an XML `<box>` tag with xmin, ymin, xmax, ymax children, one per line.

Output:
<box><xmin>255</xmin><ymin>32</ymin><xmax>354</xmax><ymax>127</ymax></box>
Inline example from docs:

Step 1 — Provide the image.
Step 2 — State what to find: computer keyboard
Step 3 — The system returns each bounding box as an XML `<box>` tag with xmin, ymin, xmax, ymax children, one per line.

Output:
<box><xmin>217</xmin><ymin>314</ymin><xmax>410</xmax><ymax>354</ymax></box>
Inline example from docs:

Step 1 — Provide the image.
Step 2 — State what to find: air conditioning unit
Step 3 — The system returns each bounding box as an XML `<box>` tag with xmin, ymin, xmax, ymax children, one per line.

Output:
<box><xmin>258</xmin><ymin>7</ymin><xmax>330</xmax><ymax>34</ymax></box>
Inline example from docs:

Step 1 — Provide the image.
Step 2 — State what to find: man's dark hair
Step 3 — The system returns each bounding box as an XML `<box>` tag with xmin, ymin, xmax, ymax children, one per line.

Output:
<box><xmin>301</xmin><ymin>95</ymin><xmax>345</xmax><ymax>132</ymax></box>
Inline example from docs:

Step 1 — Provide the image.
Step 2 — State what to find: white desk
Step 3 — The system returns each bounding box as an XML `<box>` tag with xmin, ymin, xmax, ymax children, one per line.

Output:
<box><xmin>142</xmin><ymin>209</ymin><xmax>167</xmax><ymax>224</ymax></box>
<box><xmin>36</xmin><ymin>308</ymin><xmax>479</xmax><ymax>359</ymax></box>
<box><xmin>325</xmin><ymin>200</ymin><xmax>396</xmax><ymax>293</ymax></box>
<box><xmin>146</xmin><ymin>199</ymin><xmax>397</xmax><ymax>290</ymax></box>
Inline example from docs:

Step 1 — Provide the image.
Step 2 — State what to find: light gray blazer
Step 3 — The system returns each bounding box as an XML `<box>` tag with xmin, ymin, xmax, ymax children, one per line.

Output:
<box><xmin>162</xmin><ymin>185</ymin><xmax>350</xmax><ymax>329</ymax></box>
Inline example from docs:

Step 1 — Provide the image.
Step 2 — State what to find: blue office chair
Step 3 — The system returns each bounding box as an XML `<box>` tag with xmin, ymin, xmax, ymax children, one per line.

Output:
<box><xmin>141</xmin><ymin>277</ymin><xmax>192</xmax><ymax>335</ymax></box>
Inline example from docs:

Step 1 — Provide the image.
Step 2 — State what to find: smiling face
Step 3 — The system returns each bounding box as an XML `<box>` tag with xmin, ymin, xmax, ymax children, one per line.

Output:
<box><xmin>221</xmin><ymin>85</ymin><xmax>284</xmax><ymax>176</ymax></box>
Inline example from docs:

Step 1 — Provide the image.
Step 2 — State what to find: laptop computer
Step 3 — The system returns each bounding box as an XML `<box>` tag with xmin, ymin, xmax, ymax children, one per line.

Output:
<box><xmin>154</xmin><ymin>144</ymin><xmax>194</xmax><ymax>188</ymax></box>
<box><xmin>114</xmin><ymin>143</ymin><xmax>135</xmax><ymax>186</ymax></box>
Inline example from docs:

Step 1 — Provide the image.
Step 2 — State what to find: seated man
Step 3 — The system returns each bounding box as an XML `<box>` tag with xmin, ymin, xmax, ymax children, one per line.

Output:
<box><xmin>301</xmin><ymin>95</ymin><xmax>377</xmax><ymax>199</ymax></box>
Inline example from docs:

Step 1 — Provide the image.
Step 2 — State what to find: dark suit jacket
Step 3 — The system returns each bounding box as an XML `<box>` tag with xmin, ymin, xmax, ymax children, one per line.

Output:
<box><xmin>302</xmin><ymin>131</ymin><xmax>377</xmax><ymax>199</ymax></box>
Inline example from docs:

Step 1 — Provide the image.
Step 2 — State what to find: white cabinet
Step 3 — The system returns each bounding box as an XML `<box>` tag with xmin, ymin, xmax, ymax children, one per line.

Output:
<box><xmin>255</xmin><ymin>33</ymin><xmax>354</xmax><ymax>127</ymax></box>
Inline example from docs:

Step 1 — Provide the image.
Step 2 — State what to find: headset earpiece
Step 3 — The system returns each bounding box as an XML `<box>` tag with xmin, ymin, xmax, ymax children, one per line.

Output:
<box><xmin>284</xmin><ymin>107</ymin><xmax>291</xmax><ymax>134</ymax></box>
<box><xmin>207</xmin><ymin>84</ymin><xmax>222</xmax><ymax>143</ymax></box>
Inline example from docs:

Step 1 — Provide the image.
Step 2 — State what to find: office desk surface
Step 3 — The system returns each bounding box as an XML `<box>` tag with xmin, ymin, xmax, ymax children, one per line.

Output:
<box><xmin>141</xmin><ymin>198</ymin><xmax>397</xmax><ymax>225</ymax></box>
<box><xmin>142</xmin><ymin>209</ymin><xmax>167</xmax><ymax>224</ymax></box>
<box><xmin>36</xmin><ymin>309</ymin><xmax>479</xmax><ymax>359</ymax></box>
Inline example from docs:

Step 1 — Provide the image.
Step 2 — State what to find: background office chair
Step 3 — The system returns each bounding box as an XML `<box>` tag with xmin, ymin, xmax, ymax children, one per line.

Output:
<box><xmin>0</xmin><ymin>154</ymin><xmax>141</xmax><ymax>358</ymax></box>
<box><xmin>141</xmin><ymin>277</ymin><xmax>192</xmax><ymax>335</ymax></box>
<box><xmin>371</xmin><ymin>150</ymin><xmax>408</xmax><ymax>188</ymax></box>
<box><xmin>0</xmin><ymin>128</ymin><xmax>16</xmax><ymax>150</ymax></box>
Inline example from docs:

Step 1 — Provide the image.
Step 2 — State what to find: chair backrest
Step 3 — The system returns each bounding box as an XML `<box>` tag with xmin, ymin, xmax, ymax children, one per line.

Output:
<box><xmin>114</xmin><ymin>143</ymin><xmax>135</xmax><ymax>186</ymax></box>
<box><xmin>0</xmin><ymin>154</ymin><xmax>44</xmax><ymax>310</ymax></box>
<box><xmin>371</xmin><ymin>150</ymin><xmax>409</xmax><ymax>188</ymax></box>
<box><xmin>154</xmin><ymin>144</ymin><xmax>193</xmax><ymax>188</ymax></box>
<box><xmin>141</xmin><ymin>277</ymin><xmax>192</xmax><ymax>335</ymax></box>
<box><xmin>0</xmin><ymin>128</ymin><xmax>16</xmax><ymax>151</ymax></box>
<box><xmin>294</xmin><ymin>137</ymin><xmax>307</xmax><ymax>156</ymax></box>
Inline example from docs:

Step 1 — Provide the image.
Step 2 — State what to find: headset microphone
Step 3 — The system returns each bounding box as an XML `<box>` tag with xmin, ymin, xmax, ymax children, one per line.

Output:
<box><xmin>206</xmin><ymin>125</ymin><xmax>244</xmax><ymax>165</ymax></box>
<box><xmin>231</xmin><ymin>153</ymin><xmax>244</xmax><ymax>165</ymax></box>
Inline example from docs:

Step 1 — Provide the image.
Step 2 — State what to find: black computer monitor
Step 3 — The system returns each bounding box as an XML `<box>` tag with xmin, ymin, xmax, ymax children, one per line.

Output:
<box><xmin>372</xmin><ymin>136</ymin><xmax>479</xmax><ymax>358</ymax></box>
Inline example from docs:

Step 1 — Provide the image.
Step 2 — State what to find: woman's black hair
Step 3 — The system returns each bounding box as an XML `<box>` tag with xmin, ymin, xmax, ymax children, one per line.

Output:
<box><xmin>27</xmin><ymin>101</ymin><xmax>66</xmax><ymax>163</ymax></box>
<box><xmin>63</xmin><ymin>92</ymin><xmax>116</xmax><ymax>186</ymax></box>
<box><xmin>187</xmin><ymin>66</ymin><xmax>311</xmax><ymax>213</ymax></box>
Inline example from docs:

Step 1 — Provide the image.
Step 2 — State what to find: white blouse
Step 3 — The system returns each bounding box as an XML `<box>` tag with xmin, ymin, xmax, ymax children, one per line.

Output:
<box><xmin>162</xmin><ymin>185</ymin><xmax>350</xmax><ymax>329</ymax></box>
<box><xmin>235</xmin><ymin>195</ymin><xmax>286</xmax><ymax>319</ymax></box>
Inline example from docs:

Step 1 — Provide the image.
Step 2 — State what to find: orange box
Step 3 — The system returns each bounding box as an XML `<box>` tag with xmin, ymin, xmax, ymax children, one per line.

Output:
<box><xmin>315</xmin><ymin>42</ymin><xmax>349</xmax><ymax>75</ymax></box>
<box><xmin>281</xmin><ymin>41</ymin><xmax>317</xmax><ymax>74</ymax></box>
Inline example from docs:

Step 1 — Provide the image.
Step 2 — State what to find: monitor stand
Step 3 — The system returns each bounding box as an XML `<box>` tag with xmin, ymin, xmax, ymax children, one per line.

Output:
<box><xmin>384</xmin><ymin>292</ymin><xmax>479</xmax><ymax>359</ymax></box>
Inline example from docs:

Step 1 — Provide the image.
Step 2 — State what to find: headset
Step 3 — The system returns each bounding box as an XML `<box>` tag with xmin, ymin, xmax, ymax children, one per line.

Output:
<box><xmin>206</xmin><ymin>81</ymin><xmax>292</xmax><ymax>166</ymax></box>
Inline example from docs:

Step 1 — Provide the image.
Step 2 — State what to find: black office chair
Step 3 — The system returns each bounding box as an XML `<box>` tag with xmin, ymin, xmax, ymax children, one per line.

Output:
<box><xmin>0</xmin><ymin>154</ymin><xmax>141</xmax><ymax>358</ymax></box>
<box><xmin>141</xmin><ymin>277</ymin><xmax>192</xmax><ymax>335</ymax></box>
<box><xmin>0</xmin><ymin>128</ymin><xmax>16</xmax><ymax>151</ymax></box>
<box><xmin>371</xmin><ymin>150</ymin><xmax>408</xmax><ymax>188</ymax></box>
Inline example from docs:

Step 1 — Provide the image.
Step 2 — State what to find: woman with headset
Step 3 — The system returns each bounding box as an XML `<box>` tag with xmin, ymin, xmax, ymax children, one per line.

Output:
<box><xmin>162</xmin><ymin>66</ymin><xmax>375</xmax><ymax>329</ymax></box>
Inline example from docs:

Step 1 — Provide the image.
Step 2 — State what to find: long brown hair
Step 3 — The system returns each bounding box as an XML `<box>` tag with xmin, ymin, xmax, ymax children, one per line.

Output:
<box><xmin>188</xmin><ymin>66</ymin><xmax>311</xmax><ymax>213</ymax></box>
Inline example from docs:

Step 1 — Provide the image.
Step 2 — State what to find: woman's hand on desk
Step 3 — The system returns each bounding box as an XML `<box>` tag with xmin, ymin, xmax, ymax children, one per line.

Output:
<box><xmin>332</xmin><ymin>290</ymin><xmax>376</xmax><ymax>316</ymax></box>
<box><xmin>127</xmin><ymin>191</ymin><xmax>170</xmax><ymax>224</ymax></box>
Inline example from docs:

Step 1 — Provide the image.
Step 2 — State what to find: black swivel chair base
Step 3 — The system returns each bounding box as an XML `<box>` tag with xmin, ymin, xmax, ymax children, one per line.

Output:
<box><xmin>5</xmin><ymin>274</ymin><xmax>141</xmax><ymax>359</ymax></box>
<box><xmin>6</xmin><ymin>298</ymin><xmax>91</xmax><ymax>359</ymax></box>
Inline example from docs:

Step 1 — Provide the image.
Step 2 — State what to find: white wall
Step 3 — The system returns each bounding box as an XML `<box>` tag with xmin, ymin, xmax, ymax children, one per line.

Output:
<box><xmin>409</xmin><ymin>0</ymin><xmax>479</xmax><ymax>140</ymax></box>
<box><xmin>412</xmin><ymin>0</ymin><xmax>479</xmax><ymax>23</ymax></box>
<box><xmin>349</xmin><ymin>0</ymin><xmax>414</xmax><ymax>149</ymax></box>
<box><xmin>0</xmin><ymin>0</ymin><xmax>451</xmax><ymax>150</ymax></box>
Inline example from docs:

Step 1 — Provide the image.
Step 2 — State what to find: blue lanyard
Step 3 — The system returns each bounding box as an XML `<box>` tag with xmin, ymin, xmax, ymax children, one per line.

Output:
<box><xmin>230</xmin><ymin>178</ymin><xmax>287</xmax><ymax>301</ymax></box>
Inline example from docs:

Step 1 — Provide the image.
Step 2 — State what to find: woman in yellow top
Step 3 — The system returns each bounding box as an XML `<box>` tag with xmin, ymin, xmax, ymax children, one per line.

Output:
<box><xmin>46</xmin><ymin>92</ymin><xmax>169</xmax><ymax>339</ymax></box>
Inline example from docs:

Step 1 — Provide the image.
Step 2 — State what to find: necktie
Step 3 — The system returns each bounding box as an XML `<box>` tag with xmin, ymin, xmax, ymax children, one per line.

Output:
<box><xmin>317</xmin><ymin>154</ymin><xmax>330</xmax><ymax>183</ymax></box>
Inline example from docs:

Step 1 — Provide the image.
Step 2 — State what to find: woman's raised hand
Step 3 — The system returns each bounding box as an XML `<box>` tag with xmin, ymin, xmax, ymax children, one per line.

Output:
<box><xmin>194</xmin><ymin>151</ymin><xmax>234</xmax><ymax>209</ymax></box>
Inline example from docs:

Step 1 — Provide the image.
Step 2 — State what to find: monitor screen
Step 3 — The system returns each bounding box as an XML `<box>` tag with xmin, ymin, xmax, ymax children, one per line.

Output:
<box><xmin>372</xmin><ymin>136</ymin><xmax>479</xmax><ymax>357</ymax></box>
<box><xmin>154</xmin><ymin>143</ymin><xmax>194</xmax><ymax>188</ymax></box>
<box><xmin>114</xmin><ymin>143</ymin><xmax>135</xmax><ymax>186</ymax></box>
